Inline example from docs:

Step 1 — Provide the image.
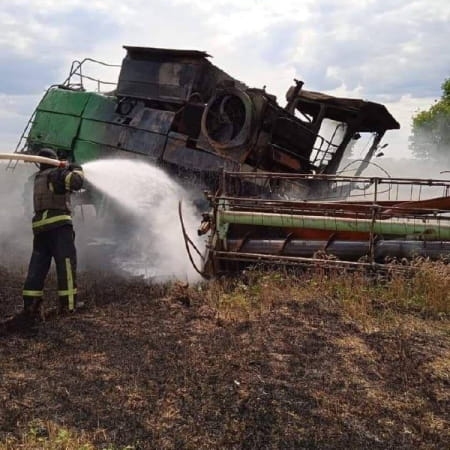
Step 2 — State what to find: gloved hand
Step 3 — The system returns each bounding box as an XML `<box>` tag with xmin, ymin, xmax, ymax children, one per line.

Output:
<box><xmin>67</xmin><ymin>163</ymin><xmax>83</xmax><ymax>172</ymax></box>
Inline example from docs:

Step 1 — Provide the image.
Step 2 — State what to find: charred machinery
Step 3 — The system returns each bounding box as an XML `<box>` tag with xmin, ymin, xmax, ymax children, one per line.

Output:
<box><xmin>5</xmin><ymin>46</ymin><xmax>450</xmax><ymax>275</ymax></box>
<box><xmin>11</xmin><ymin>46</ymin><xmax>399</xmax><ymax>196</ymax></box>
<box><xmin>196</xmin><ymin>172</ymin><xmax>450</xmax><ymax>276</ymax></box>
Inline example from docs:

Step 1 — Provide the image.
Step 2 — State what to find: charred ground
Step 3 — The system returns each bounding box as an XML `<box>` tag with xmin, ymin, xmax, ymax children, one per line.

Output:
<box><xmin>0</xmin><ymin>265</ymin><xmax>449</xmax><ymax>449</ymax></box>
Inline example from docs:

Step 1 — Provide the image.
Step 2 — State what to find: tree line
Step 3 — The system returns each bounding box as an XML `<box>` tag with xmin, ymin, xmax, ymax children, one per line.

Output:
<box><xmin>410</xmin><ymin>78</ymin><xmax>450</xmax><ymax>163</ymax></box>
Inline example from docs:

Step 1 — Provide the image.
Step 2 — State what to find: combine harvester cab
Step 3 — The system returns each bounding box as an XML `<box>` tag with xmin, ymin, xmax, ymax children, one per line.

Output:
<box><xmin>11</xmin><ymin>46</ymin><xmax>400</xmax><ymax>199</ymax></box>
<box><xmin>199</xmin><ymin>172</ymin><xmax>450</xmax><ymax>276</ymax></box>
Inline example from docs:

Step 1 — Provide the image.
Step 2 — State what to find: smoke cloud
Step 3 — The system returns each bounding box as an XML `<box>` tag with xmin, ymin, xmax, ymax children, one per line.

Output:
<box><xmin>0</xmin><ymin>162</ymin><xmax>34</xmax><ymax>268</ymax></box>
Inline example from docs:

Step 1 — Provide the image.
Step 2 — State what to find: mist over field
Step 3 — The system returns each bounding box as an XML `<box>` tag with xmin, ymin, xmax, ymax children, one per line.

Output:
<box><xmin>0</xmin><ymin>162</ymin><xmax>33</xmax><ymax>267</ymax></box>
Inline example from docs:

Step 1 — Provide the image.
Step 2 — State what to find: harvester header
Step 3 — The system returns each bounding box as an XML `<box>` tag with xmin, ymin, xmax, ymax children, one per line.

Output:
<box><xmin>199</xmin><ymin>171</ymin><xmax>450</xmax><ymax>276</ymax></box>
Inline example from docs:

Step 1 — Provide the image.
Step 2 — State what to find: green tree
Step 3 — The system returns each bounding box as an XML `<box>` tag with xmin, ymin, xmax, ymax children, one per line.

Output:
<box><xmin>410</xmin><ymin>78</ymin><xmax>450</xmax><ymax>162</ymax></box>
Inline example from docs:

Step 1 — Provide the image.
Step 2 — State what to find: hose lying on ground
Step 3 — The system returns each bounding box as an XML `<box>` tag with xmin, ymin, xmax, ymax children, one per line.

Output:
<box><xmin>0</xmin><ymin>153</ymin><xmax>66</xmax><ymax>168</ymax></box>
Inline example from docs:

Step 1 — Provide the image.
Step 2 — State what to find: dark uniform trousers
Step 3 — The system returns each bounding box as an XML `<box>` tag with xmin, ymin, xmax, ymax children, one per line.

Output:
<box><xmin>23</xmin><ymin>225</ymin><xmax>77</xmax><ymax>312</ymax></box>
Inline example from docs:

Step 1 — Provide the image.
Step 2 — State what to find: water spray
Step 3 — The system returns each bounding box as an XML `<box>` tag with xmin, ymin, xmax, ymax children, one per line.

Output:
<box><xmin>81</xmin><ymin>159</ymin><xmax>203</xmax><ymax>281</ymax></box>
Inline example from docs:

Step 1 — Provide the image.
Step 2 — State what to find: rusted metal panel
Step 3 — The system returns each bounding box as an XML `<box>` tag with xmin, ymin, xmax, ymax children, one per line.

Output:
<box><xmin>129</xmin><ymin>107</ymin><xmax>175</xmax><ymax>134</ymax></box>
<box><xmin>163</xmin><ymin>134</ymin><xmax>238</xmax><ymax>172</ymax></box>
<box><xmin>120</xmin><ymin>128</ymin><xmax>166</xmax><ymax>158</ymax></box>
<box><xmin>78</xmin><ymin>119</ymin><xmax>166</xmax><ymax>159</ymax></box>
<box><xmin>271</xmin><ymin>117</ymin><xmax>316</xmax><ymax>161</ymax></box>
<box><xmin>286</xmin><ymin>88</ymin><xmax>400</xmax><ymax>132</ymax></box>
<box><xmin>117</xmin><ymin>46</ymin><xmax>242</xmax><ymax>104</ymax></box>
<box><xmin>271</xmin><ymin>148</ymin><xmax>302</xmax><ymax>171</ymax></box>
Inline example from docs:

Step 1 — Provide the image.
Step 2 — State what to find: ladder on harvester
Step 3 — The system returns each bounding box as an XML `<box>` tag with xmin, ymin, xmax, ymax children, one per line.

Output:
<box><xmin>5</xmin><ymin>108</ymin><xmax>38</xmax><ymax>171</ymax></box>
<box><xmin>5</xmin><ymin>82</ymin><xmax>60</xmax><ymax>171</ymax></box>
<box><xmin>5</xmin><ymin>58</ymin><xmax>120</xmax><ymax>172</ymax></box>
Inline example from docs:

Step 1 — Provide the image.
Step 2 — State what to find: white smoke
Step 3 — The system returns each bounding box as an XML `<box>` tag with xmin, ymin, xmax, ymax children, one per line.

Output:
<box><xmin>338</xmin><ymin>155</ymin><xmax>450</xmax><ymax>201</ymax></box>
<box><xmin>339</xmin><ymin>156</ymin><xmax>449</xmax><ymax>178</ymax></box>
<box><xmin>80</xmin><ymin>159</ymin><xmax>204</xmax><ymax>282</ymax></box>
<box><xmin>340</xmin><ymin>122</ymin><xmax>450</xmax><ymax>179</ymax></box>
<box><xmin>0</xmin><ymin>161</ymin><xmax>34</xmax><ymax>268</ymax></box>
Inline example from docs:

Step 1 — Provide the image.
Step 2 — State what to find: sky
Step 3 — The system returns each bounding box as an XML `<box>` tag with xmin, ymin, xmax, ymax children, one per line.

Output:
<box><xmin>0</xmin><ymin>0</ymin><xmax>449</xmax><ymax>159</ymax></box>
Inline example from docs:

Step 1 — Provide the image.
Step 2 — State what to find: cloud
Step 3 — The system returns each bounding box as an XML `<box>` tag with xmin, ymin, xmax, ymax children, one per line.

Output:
<box><xmin>0</xmin><ymin>51</ymin><xmax>60</xmax><ymax>95</ymax></box>
<box><xmin>0</xmin><ymin>0</ymin><xmax>448</xmax><ymax>159</ymax></box>
<box><xmin>2</xmin><ymin>0</ymin><xmax>448</xmax><ymax>100</ymax></box>
<box><xmin>0</xmin><ymin>2</ymin><xmax>120</xmax><ymax>95</ymax></box>
<box><xmin>209</xmin><ymin>0</ymin><xmax>450</xmax><ymax>102</ymax></box>
<box><xmin>0</xmin><ymin>94</ymin><xmax>41</xmax><ymax>151</ymax></box>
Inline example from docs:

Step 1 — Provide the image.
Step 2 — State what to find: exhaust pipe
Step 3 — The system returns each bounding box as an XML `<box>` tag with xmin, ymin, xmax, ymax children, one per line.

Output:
<box><xmin>0</xmin><ymin>153</ymin><xmax>67</xmax><ymax>168</ymax></box>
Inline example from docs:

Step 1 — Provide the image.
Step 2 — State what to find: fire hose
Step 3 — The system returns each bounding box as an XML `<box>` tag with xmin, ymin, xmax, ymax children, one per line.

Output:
<box><xmin>178</xmin><ymin>201</ymin><xmax>207</xmax><ymax>278</ymax></box>
<box><xmin>0</xmin><ymin>153</ymin><xmax>67</xmax><ymax>168</ymax></box>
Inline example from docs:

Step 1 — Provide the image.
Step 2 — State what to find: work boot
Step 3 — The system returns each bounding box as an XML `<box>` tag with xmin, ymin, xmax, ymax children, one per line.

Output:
<box><xmin>58</xmin><ymin>298</ymin><xmax>85</xmax><ymax>315</ymax></box>
<box><xmin>1</xmin><ymin>313</ymin><xmax>32</xmax><ymax>333</ymax></box>
<box><xmin>24</xmin><ymin>298</ymin><xmax>43</xmax><ymax>322</ymax></box>
<box><xmin>58</xmin><ymin>298</ymin><xmax>69</xmax><ymax>315</ymax></box>
<box><xmin>1</xmin><ymin>300</ymin><xmax>41</xmax><ymax>334</ymax></box>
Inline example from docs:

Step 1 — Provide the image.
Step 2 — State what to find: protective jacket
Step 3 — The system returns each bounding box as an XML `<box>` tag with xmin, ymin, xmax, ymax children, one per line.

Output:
<box><xmin>32</xmin><ymin>165</ymin><xmax>84</xmax><ymax>233</ymax></box>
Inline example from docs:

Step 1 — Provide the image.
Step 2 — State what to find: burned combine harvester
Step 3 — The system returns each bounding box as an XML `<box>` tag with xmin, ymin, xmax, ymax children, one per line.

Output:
<box><xmin>12</xmin><ymin>46</ymin><xmax>399</xmax><ymax>198</ymax></box>
<box><xmin>10</xmin><ymin>45</ymin><xmax>449</xmax><ymax>274</ymax></box>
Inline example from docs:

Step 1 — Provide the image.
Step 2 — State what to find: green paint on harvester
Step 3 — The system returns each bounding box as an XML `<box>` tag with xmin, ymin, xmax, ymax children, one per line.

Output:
<box><xmin>28</xmin><ymin>111</ymin><xmax>81</xmax><ymax>150</ymax></box>
<box><xmin>27</xmin><ymin>88</ymin><xmax>118</xmax><ymax>164</ymax></box>
<box><xmin>218</xmin><ymin>210</ymin><xmax>450</xmax><ymax>240</ymax></box>
<box><xmin>38</xmin><ymin>89</ymin><xmax>92</xmax><ymax>116</ymax></box>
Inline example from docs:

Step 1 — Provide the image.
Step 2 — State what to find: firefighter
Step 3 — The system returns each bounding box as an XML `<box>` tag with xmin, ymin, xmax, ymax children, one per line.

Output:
<box><xmin>21</xmin><ymin>148</ymin><xmax>84</xmax><ymax>324</ymax></box>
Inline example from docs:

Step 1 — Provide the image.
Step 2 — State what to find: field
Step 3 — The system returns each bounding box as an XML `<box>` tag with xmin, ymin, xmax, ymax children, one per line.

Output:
<box><xmin>0</xmin><ymin>264</ymin><xmax>449</xmax><ymax>449</ymax></box>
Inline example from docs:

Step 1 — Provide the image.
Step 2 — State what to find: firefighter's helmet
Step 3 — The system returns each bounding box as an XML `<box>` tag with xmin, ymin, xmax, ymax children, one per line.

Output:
<box><xmin>37</xmin><ymin>148</ymin><xmax>58</xmax><ymax>170</ymax></box>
